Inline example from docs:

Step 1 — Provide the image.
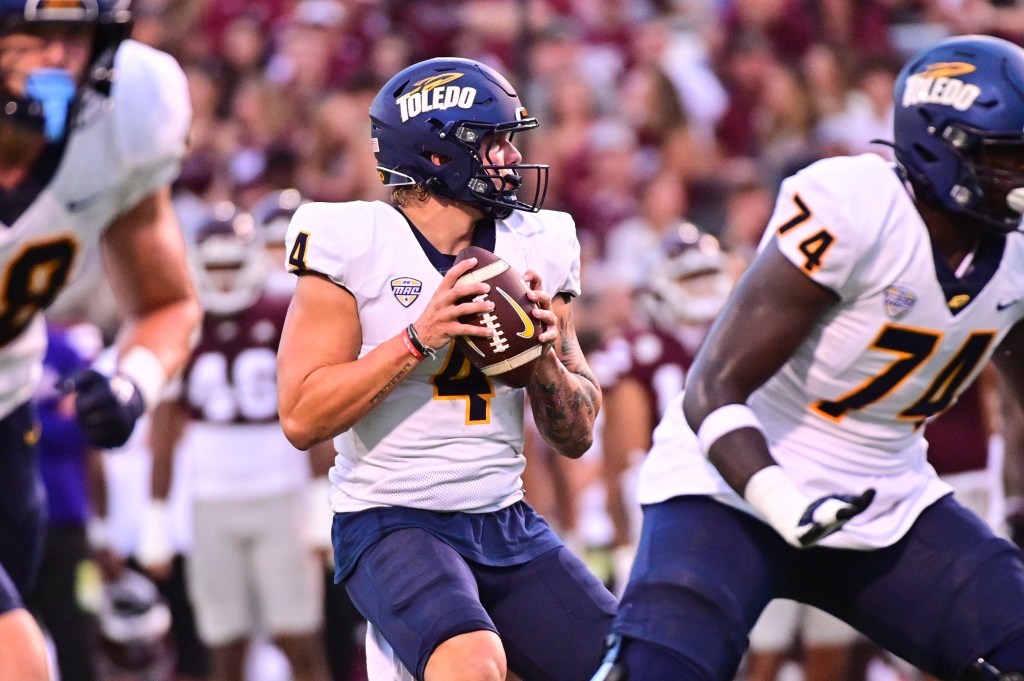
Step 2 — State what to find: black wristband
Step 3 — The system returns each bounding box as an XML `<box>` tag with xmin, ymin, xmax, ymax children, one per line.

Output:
<box><xmin>406</xmin><ymin>324</ymin><xmax>436</xmax><ymax>359</ymax></box>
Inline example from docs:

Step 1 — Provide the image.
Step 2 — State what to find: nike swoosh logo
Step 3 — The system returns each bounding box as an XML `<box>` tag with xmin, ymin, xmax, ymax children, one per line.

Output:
<box><xmin>66</xmin><ymin>191</ymin><xmax>104</xmax><ymax>212</ymax></box>
<box><xmin>462</xmin><ymin>337</ymin><xmax>486</xmax><ymax>357</ymax></box>
<box><xmin>496</xmin><ymin>287</ymin><xmax>535</xmax><ymax>338</ymax></box>
<box><xmin>997</xmin><ymin>299</ymin><xmax>1021</xmax><ymax>311</ymax></box>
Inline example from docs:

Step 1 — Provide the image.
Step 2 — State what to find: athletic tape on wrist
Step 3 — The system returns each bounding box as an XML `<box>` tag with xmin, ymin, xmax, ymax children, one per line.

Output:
<box><xmin>117</xmin><ymin>345</ymin><xmax>167</xmax><ymax>410</ymax></box>
<box><xmin>744</xmin><ymin>465</ymin><xmax>813</xmax><ymax>547</ymax></box>
<box><xmin>696</xmin><ymin>403</ymin><xmax>765</xmax><ymax>455</ymax></box>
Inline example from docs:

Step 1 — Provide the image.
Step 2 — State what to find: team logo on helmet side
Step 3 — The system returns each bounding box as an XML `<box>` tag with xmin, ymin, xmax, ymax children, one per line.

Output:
<box><xmin>391</xmin><ymin>277</ymin><xmax>423</xmax><ymax>307</ymax></box>
<box><xmin>397</xmin><ymin>73</ymin><xmax>476</xmax><ymax>123</ymax></box>
<box><xmin>902</xmin><ymin>61</ymin><xmax>981</xmax><ymax>111</ymax></box>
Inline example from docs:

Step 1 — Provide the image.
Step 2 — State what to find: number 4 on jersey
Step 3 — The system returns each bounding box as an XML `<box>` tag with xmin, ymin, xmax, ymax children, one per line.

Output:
<box><xmin>288</xmin><ymin>231</ymin><xmax>310</xmax><ymax>270</ymax></box>
<box><xmin>433</xmin><ymin>345</ymin><xmax>494</xmax><ymax>424</ymax></box>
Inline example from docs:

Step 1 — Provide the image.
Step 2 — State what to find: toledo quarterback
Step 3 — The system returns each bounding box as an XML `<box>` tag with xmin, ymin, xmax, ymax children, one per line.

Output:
<box><xmin>277</xmin><ymin>57</ymin><xmax>616</xmax><ymax>681</ymax></box>
<box><xmin>597</xmin><ymin>35</ymin><xmax>1024</xmax><ymax>681</ymax></box>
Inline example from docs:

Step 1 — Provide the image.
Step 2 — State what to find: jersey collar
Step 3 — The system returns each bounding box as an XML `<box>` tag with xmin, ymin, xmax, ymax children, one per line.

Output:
<box><xmin>396</xmin><ymin>206</ymin><xmax>497</xmax><ymax>275</ymax></box>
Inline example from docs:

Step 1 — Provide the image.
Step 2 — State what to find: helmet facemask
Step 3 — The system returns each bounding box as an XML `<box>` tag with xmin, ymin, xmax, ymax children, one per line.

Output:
<box><xmin>904</xmin><ymin>122</ymin><xmax>1024</xmax><ymax>233</ymax></box>
<box><xmin>191</xmin><ymin>206</ymin><xmax>266</xmax><ymax>316</ymax></box>
<box><xmin>960</xmin><ymin>129</ymin><xmax>1024</xmax><ymax>231</ymax></box>
<box><xmin>370</xmin><ymin>57</ymin><xmax>550</xmax><ymax>220</ymax></box>
<box><xmin>0</xmin><ymin>1</ymin><xmax>131</xmax><ymax>142</ymax></box>
<box><xmin>448</xmin><ymin>120</ymin><xmax>549</xmax><ymax>219</ymax></box>
<box><xmin>639</xmin><ymin>229</ymin><xmax>733</xmax><ymax>329</ymax></box>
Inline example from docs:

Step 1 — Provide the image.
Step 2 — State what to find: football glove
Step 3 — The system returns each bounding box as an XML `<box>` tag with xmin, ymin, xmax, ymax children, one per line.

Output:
<box><xmin>745</xmin><ymin>465</ymin><xmax>875</xmax><ymax>549</ymax></box>
<box><xmin>796</xmin><ymin>489</ymin><xmax>876</xmax><ymax>547</ymax></box>
<box><xmin>65</xmin><ymin>368</ymin><xmax>145</xmax><ymax>449</ymax></box>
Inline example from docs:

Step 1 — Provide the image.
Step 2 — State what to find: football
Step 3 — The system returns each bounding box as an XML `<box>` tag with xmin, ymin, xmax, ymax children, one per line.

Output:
<box><xmin>453</xmin><ymin>246</ymin><xmax>546</xmax><ymax>388</ymax></box>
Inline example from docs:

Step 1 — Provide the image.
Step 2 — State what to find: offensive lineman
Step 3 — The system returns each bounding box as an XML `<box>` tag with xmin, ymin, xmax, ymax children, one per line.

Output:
<box><xmin>595</xmin><ymin>35</ymin><xmax>1024</xmax><ymax>681</ymax></box>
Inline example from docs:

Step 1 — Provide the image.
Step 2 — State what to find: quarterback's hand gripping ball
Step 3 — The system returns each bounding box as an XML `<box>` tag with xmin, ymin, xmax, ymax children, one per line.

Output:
<box><xmin>453</xmin><ymin>246</ymin><xmax>546</xmax><ymax>388</ymax></box>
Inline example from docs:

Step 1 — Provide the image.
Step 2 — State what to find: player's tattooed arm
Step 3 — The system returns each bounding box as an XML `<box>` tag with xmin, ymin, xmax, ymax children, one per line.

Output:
<box><xmin>369</xmin><ymin>360</ymin><xmax>417</xmax><ymax>406</ymax></box>
<box><xmin>526</xmin><ymin>295</ymin><xmax>602</xmax><ymax>459</ymax></box>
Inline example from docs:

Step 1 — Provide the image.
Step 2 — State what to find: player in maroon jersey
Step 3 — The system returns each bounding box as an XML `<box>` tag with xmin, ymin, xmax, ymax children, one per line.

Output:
<box><xmin>590</xmin><ymin>226</ymin><xmax>734</xmax><ymax>592</ymax></box>
<box><xmin>139</xmin><ymin>203</ymin><xmax>330</xmax><ymax>681</ymax></box>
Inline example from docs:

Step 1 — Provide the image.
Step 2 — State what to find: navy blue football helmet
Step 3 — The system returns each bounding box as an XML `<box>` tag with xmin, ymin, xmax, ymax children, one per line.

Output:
<box><xmin>892</xmin><ymin>35</ymin><xmax>1024</xmax><ymax>232</ymax></box>
<box><xmin>0</xmin><ymin>0</ymin><xmax>132</xmax><ymax>140</ymax></box>
<box><xmin>370</xmin><ymin>57</ymin><xmax>549</xmax><ymax>219</ymax></box>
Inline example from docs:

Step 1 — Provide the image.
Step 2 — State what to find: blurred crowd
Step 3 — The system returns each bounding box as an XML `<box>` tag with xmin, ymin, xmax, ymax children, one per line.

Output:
<box><xmin>43</xmin><ymin>0</ymin><xmax>1024</xmax><ymax>324</ymax></box>
<box><xmin>55</xmin><ymin>0</ymin><xmax>1024</xmax><ymax>336</ymax></box>
<box><xmin>33</xmin><ymin>1</ymin><xmax>1024</xmax><ymax>681</ymax></box>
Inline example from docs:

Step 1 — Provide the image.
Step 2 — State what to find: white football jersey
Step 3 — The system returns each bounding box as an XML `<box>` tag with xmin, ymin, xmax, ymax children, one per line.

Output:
<box><xmin>286</xmin><ymin>201</ymin><xmax>582</xmax><ymax>513</ymax></box>
<box><xmin>0</xmin><ymin>41</ymin><xmax>190</xmax><ymax>419</ymax></box>
<box><xmin>639</xmin><ymin>153</ymin><xmax>1024</xmax><ymax>549</ymax></box>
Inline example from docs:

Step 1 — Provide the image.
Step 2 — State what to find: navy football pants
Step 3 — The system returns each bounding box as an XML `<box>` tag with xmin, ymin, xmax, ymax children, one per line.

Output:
<box><xmin>345</xmin><ymin>528</ymin><xmax>617</xmax><ymax>681</ymax></box>
<box><xmin>0</xmin><ymin>402</ymin><xmax>46</xmax><ymax>614</ymax></box>
<box><xmin>613</xmin><ymin>495</ymin><xmax>1024</xmax><ymax>680</ymax></box>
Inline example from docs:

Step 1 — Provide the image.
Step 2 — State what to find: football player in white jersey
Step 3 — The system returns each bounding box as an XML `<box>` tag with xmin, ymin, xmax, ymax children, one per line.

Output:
<box><xmin>593</xmin><ymin>35</ymin><xmax>1024</xmax><ymax>681</ymax></box>
<box><xmin>0</xmin><ymin>3</ymin><xmax>199</xmax><ymax>681</ymax></box>
<box><xmin>277</xmin><ymin>57</ymin><xmax>616</xmax><ymax>681</ymax></box>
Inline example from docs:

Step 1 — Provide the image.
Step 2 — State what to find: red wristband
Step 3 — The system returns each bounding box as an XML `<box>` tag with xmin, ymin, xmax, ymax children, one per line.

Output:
<box><xmin>401</xmin><ymin>328</ymin><xmax>425</xmax><ymax>360</ymax></box>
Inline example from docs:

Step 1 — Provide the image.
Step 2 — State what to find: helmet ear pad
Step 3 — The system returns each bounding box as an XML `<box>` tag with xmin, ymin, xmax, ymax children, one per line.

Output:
<box><xmin>415</xmin><ymin>127</ymin><xmax>479</xmax><ymax>201</ymax></box>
